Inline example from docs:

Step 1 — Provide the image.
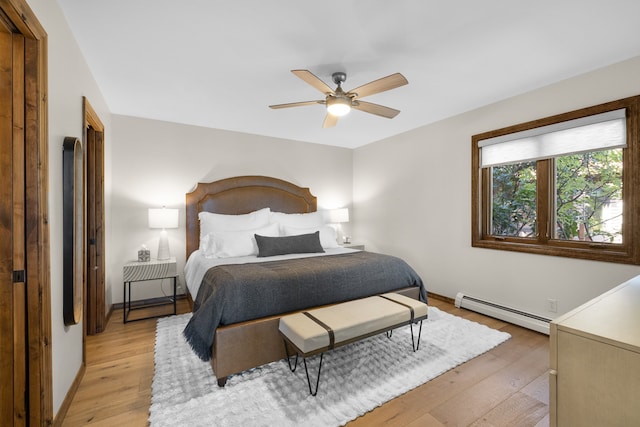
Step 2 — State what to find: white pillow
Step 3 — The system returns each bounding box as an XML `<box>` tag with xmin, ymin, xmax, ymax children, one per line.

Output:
<box><xmin>199</xmin><ymin>208</ymin><xmax>271</xmax><ymax>249</ymax></box>
<box><xmin>270</xmin><ymin>211</ymin><xmax>325</xmax><ymax>230</ymax></box>
<box><xmin>282</xmin><ymin>225</ymin><xmax>339</xmax><ymax>249</ymax></box>
<box><xmin>204</xmin><ymin>222</ymin><xmax>280</xmax><ymax>258</ymax></box>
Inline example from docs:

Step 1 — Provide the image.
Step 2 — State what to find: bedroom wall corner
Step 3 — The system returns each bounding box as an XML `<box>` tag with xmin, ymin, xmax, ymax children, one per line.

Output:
<box><xmin>27</xmin><ymin>0</ymin><xmax>113</xmax><ymax>417</ymax></box>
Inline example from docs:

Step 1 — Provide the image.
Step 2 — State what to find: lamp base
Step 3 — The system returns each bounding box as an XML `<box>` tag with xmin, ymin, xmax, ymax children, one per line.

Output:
<box><xmin>157</xmin><ymin>230</ymin><xmax>171</xmax><ymax>260</ymax></box>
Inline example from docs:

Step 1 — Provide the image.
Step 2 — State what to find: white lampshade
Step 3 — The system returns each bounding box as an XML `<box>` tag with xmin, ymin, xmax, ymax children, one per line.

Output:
<box><xmin>329</xmin><ymin>208</ymin><xmax>349</xmax><ymax>224</ymax></box>
<box><xmin>148</xmin><ymin>208</ymin><xmax>179</xmax><ymax>260</ymax></box>
<box><xmin>148</xmin><ymin>208</ymin><xmax>179</xmax><ymax>229</ymax></box>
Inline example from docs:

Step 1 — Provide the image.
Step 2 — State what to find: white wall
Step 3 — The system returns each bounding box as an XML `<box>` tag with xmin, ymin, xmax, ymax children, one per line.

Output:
<box><xmin>27</xmin><ymin>0</ymin><xmax>112</xmax><ymax>416</ymax></box>
<box><xmin>354</xmin><ymin>56</ymin><xmax>640</xmax><ymax>318</ymax></box>
<box><xmin>109</xmin><ymin>115</ymin><xmax>353</xmax><ymax>303</ymax></box>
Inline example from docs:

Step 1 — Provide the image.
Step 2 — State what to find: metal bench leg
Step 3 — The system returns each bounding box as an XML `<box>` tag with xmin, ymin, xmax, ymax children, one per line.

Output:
<box><xmin>303</xmin><ymin>353</ymin><xmax>324</xmax><ymax>396</ymax></box>
<box><xmin>282</xmin><ymin>339</ymin><xmax>299</xmax><ymax>372</ymax></box>
<box><xmin>410</xmin><ymin>320</ymin><xmax>424</xmax><ymax>351</ymax></box>
<box><xmin>282</xmin><ymin>338</ymin><xmax>324</xmax><ymax>396</ymax></box>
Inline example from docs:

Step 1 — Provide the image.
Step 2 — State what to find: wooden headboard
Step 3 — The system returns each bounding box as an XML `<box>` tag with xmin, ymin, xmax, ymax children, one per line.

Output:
<box><xmin>185</xmin><ymin>176</ymin><xmax>317</xmax><ymax>258</ymax></box>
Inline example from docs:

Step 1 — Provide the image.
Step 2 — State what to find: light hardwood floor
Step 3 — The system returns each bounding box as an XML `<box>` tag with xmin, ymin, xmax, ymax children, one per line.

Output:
<box><xmin>61</xmin><ymin>298</ymin><xmax>550</xmax><ymax>426</ymax></box>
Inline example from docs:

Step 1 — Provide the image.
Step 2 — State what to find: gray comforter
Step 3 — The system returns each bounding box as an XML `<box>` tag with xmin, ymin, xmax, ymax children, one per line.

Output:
<box><xmin>183</xmin><ymin>251</ymin><xmax>426</xmax><ymax>361</ymax></box>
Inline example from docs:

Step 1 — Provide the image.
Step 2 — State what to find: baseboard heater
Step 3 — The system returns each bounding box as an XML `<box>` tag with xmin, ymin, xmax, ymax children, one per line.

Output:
<box><xmin>454</xmin><ymin>292</ymin><xmax>551</xmax><ymax>335</ymax></box>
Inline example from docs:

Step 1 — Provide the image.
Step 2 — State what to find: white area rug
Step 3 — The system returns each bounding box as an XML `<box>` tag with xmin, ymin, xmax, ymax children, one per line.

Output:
<box><xmin>150</xmin><ymin>307</ymin><xmax>510</xmax><ymax>427</ymax></box>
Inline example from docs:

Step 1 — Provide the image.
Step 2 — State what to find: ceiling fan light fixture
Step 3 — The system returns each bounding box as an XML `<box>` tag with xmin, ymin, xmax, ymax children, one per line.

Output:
<box><xmin>270</xmin><ymin>69</ymin><xmax>408</xmax><ymax>127</ymax></box>
<box><xmin>326</xmin><ymin>96</ymin><xmax>351</xmax><ymax>117</ymax></box>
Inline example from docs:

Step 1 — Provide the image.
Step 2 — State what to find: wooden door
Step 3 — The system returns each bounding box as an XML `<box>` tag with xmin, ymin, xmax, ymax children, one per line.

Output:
<box><xmin>0</xmin><ymin>20</ymin><xmax>27</xmax><ymax>426</ymax></box>
<box><xmin>84</xmin><ymin>103</ymin><xmax>106</xmax><ymax>335</ymax></box>
<box><xmin>0</xmin><ymin>1</ymin><xmax>51</xmax><ymax>423</ymax></box>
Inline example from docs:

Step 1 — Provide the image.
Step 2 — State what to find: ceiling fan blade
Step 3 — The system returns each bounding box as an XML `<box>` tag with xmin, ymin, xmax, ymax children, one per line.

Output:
<box><xmin>269</xmin><ymin>100</ymin><xmax>324</xmax><ymax>109</ymax></box>
<box><xmin>292</xmin><ymin>70</ymin><xmax>335</xmax><ymax>95</ymax></box>
<box><xmin>323</xmin><ymin>113</ymin><xmax>338</xmax><ymax>128</ymax></box>
<box><xmin>352</xmin><ymin>101</ymin><xmax>401</xmax><ymax>118</ymax></box>
<box><xmin>347</xmin><ymin>73</ymin><xmax>408</xmax><ymax>99</ymax></box>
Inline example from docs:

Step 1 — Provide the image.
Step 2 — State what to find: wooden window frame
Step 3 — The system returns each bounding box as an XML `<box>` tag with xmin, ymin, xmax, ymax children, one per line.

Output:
<box><xmin>472</xmin><ymin>95</ymin><xmax>640</xmax><ymax>265</ymax></box>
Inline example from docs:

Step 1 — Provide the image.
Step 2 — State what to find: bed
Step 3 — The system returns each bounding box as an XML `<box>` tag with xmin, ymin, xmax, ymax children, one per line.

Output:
<box><xmin>183</xmin><ymin>175</ymin><xmax>426</xmax><ymax>386</ymax></box>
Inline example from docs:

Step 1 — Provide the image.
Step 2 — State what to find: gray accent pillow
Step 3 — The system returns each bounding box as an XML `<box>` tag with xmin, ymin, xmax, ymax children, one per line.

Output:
<box><xmin>255</xmin><ymin>231</ymin><xmax>325</xmax><ymax>257</ymax></box>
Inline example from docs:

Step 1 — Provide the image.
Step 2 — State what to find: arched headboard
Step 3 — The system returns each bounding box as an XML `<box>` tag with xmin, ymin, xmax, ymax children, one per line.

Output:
<box><xmin>185</xmin><ymin>176</ymin><xmax>317</xmax><ymax>258</ymax></box>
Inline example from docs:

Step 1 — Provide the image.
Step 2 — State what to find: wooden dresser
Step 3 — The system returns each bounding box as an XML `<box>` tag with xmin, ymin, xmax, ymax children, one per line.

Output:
<box><xmin>549</xmin><ymin>275</ymin><xmax>640</xmax><ymax>426</ymax></box>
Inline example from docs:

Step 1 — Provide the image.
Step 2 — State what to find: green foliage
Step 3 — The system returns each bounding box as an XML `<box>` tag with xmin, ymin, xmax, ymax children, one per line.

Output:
<box><xmin>491</xmin><ymin>162</ymin><xmax>537</xmax><ymax>236</ymax></box>
<box><xmin>490</xmin><ymin>148</ymin><xmax>622</xmax><ymax>242</ymax></box>
<box><xmin>555</xmin><ymin>149</ymin><xmax>622</xmax><ymax>242</ymax></box>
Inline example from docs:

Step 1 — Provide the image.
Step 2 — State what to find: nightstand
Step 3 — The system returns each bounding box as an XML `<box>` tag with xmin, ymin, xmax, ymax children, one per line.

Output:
<box><xmin>342</xmin><ymin>243</ymin><xmax>365</xmax><ymax>250</ymax></box>
<box><xmin>123</xmin><ymin>257</ymin><xmax>178</xmax><ymax>323</ymax></box>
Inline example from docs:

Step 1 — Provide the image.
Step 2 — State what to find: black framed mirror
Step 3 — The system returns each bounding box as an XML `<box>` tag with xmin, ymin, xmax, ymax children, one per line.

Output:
<box><xmin>63</xmin><ymin>136</ymin><xmax>84</xmax><ymax>326</ymax></box>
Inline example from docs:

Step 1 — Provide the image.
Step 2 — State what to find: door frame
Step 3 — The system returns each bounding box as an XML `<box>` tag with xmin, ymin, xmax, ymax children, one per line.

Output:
<box><xmin>0</xmin><ymin>0</ymin><xmax>52</xmax><ymax>424</ymax></box>
<box><xmin>83</xmin><ymin>98</ymin><xmax>106</xmax><ymax>336</ymax></box>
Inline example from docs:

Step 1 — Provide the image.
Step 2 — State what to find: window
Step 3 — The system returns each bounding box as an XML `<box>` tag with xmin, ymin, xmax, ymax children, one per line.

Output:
<box><xmin>472</xmin><ymin>96</ymin><xmax>640</xmax><ymax>264</ymax></box>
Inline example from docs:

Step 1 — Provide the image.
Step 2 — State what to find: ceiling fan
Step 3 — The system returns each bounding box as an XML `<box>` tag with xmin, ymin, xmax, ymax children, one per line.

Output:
<box><xmin>269</xmin><ymin>70</ymin><xmax>408</xmax><ymax>128</ymax></box>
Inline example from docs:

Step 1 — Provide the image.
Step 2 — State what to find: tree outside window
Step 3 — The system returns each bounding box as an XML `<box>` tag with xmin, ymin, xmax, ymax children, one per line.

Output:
<box><xmin>554</xmin><ymin>150</ymin><xmax>622</xmax><ymax>243</ymax></box>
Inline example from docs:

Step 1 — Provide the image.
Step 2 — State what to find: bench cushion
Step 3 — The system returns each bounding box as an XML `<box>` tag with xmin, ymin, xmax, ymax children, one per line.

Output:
<box><xmin>279</xmin><ymin>293</ymin><xmax>428</xmax><ymax>354</ymax></box>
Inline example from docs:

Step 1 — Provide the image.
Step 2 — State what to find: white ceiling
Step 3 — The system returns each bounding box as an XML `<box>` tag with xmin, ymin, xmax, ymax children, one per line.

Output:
<box><xmin>58</xmin><ymin>0</ymin><xmax>640</xmax><ymax>149</ymax></box>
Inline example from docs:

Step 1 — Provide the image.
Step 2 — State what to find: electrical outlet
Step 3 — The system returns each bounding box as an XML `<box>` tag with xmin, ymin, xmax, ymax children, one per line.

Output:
<box><xmin>547</xmin><ymin>298</ymin><xmax>558</xmax><ymax>313</ymax></box>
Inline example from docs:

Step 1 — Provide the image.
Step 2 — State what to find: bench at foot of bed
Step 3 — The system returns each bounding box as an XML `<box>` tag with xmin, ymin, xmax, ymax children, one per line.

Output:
<box><xmin>210</xmin><ymin>287</ymin><xmax>422</xmax><ymax>387</ymax></box>
<box><xmin>278</xmin><ymin>293</ymin><xmax>428</xmax><ymax>396</ymax></box>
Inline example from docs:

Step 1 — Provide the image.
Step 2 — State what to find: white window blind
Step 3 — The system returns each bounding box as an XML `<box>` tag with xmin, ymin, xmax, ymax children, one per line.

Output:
<box><xmin>479</xmin><ymin>109</ymin><xmax>627</xmax><ymax>168</ymax></box>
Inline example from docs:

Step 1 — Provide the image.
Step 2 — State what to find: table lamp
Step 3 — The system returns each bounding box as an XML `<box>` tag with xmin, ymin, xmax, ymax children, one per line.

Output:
<box><xmin>329</xmin><ymin>208</ymin><xmax>350</xmax><ymax>244</ymax></box>
<box><xmin>148</xmin><ymin>207</ymin><xmax>179</xmax><ymax>260</ymax></box>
